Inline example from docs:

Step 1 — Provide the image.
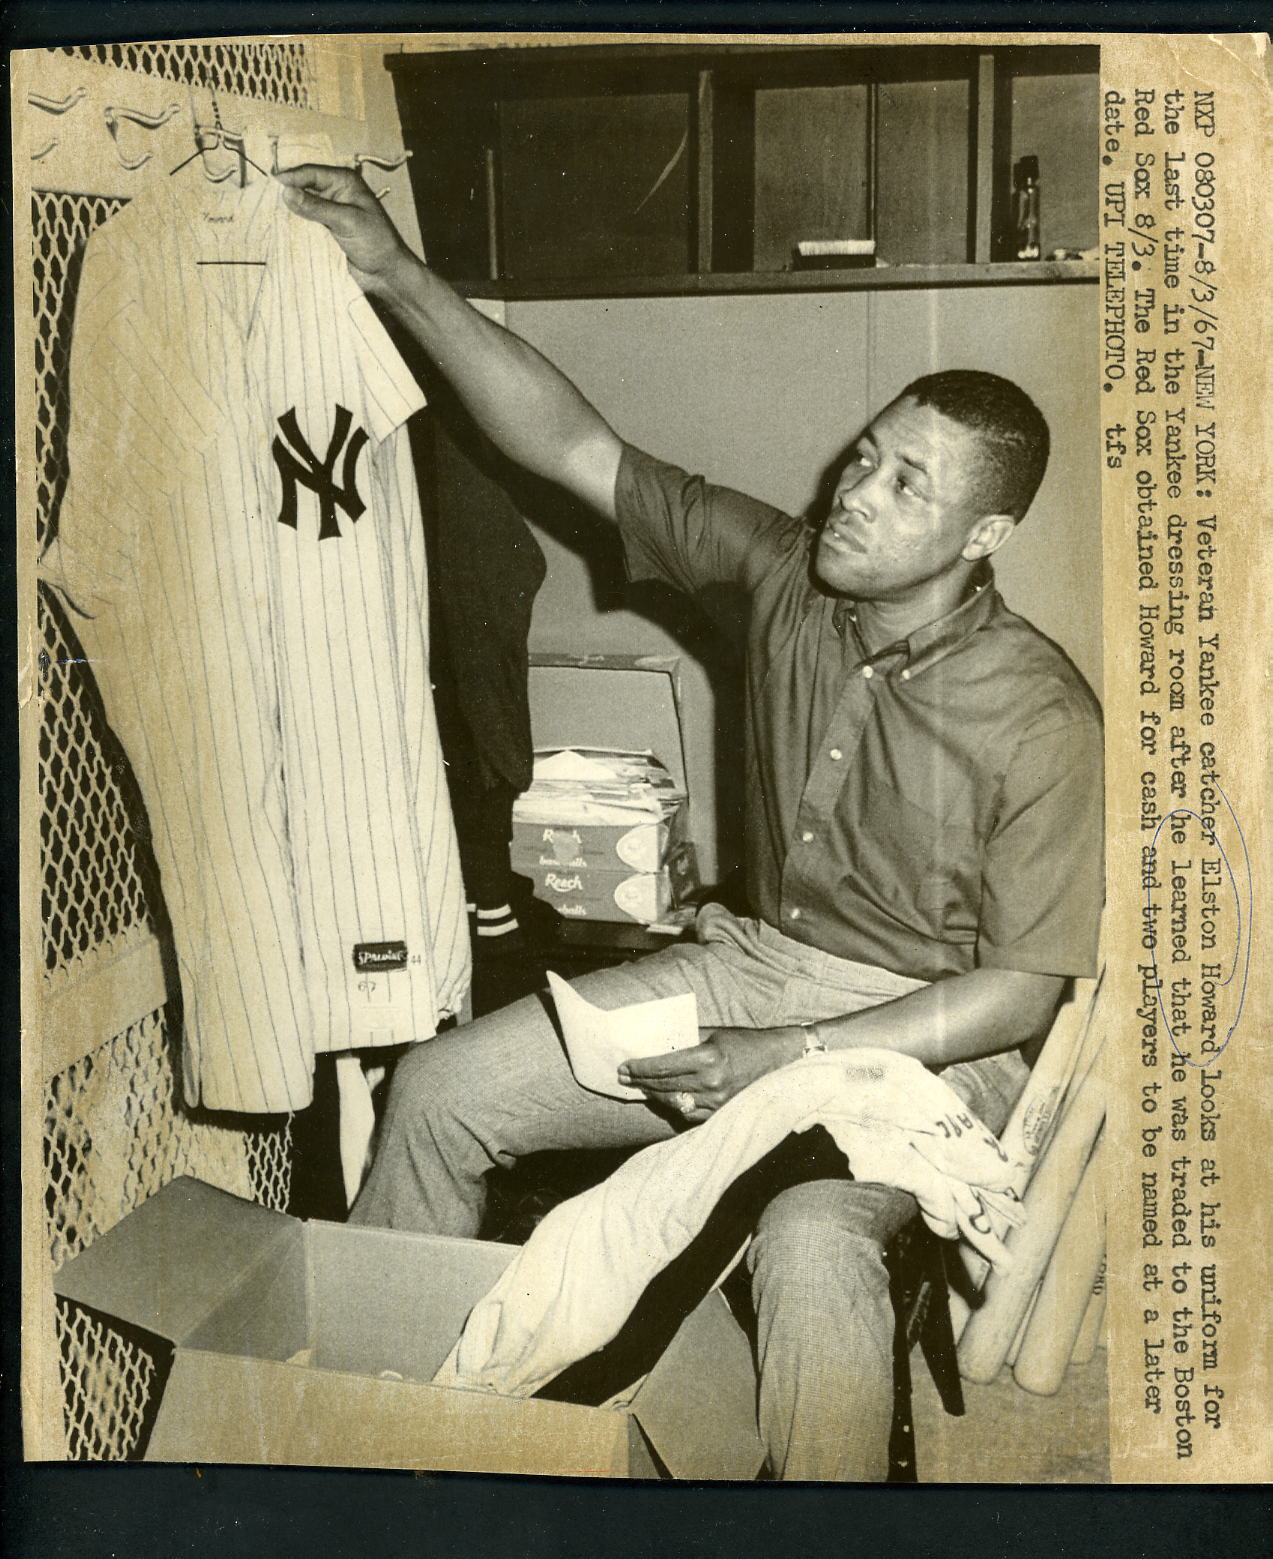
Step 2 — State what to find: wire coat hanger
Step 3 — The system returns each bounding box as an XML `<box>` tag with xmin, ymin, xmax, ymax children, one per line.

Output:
<box><xmin>169</xmin><ymin>92</ymin><xmax>270</xmax><ymax>266</ymax></box>
<box><xmin>168</xmin><ymin>90</ymin><xmax>269</xmax><ymax>184</ymax></box>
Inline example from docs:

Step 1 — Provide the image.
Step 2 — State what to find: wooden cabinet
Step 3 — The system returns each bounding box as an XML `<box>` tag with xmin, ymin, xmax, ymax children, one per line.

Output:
<box><xmin>388</xmin><ymin>42</ymin><xmax>1098</xmax><ymax>297</ymax></box>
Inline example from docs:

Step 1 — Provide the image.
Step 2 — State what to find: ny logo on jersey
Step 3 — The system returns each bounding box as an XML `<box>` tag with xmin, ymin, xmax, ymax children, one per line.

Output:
<box><xmin>272</xmin><ymin>405</ymin><xmax>370</xmax><ymax>540</ymax></box>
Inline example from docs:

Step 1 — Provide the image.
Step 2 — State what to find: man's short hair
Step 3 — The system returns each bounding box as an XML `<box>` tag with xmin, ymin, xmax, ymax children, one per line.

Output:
<box><xmin>898</xmin><ymin>369</ymin><xmax>1050</xmax><ymax>521</ymax></box>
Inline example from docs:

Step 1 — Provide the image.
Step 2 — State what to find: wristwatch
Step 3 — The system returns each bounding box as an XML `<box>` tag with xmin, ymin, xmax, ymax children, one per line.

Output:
<box><xmin>801</xmin><ymin>1021</ymin><xmax>829</xmax><ymax>1058</ymax></box>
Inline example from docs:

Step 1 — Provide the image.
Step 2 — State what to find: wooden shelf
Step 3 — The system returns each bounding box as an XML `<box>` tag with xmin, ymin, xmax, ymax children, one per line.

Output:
<box><xmin>390</xmin><ymin>44</ymin><xmax>1099</xmax><ymax>295</ymax></box>
<box><xmin>452</xmin><ymin>260</ymin><xmax>1098</xmax><ymax>302</ymax></box>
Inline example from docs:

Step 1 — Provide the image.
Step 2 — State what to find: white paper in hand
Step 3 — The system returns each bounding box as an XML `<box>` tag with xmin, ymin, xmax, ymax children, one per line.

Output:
<box><xmin>546</xmin><ymin>970</ymin><xmax>698</xmax><ymax>1101</ymax></box>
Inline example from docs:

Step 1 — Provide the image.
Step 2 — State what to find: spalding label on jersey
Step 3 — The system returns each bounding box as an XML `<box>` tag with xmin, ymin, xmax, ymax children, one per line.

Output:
<box><xmin>352</xmin><ymin>941</ymin><xmax>409</xmax><ymax>972</ymax></box>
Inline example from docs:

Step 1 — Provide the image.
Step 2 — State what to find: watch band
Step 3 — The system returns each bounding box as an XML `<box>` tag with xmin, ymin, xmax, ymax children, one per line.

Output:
<box><xmin>801</xmin><ymin>1021</ymin><xmax>828</xmax><ymax>1058</ymax></box>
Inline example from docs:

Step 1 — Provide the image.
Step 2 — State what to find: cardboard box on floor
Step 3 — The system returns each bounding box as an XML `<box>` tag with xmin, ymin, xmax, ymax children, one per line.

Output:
<box><xmin>52</xmin><ymin>1176</ymin><xmax>764</xmax><ymax>1479</ymax></box>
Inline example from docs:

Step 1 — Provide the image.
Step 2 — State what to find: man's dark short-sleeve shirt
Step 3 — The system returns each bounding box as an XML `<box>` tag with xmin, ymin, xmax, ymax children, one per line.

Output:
<box><xmin>615</xmin><ymin>444</ymin><xmax>1104</xmax><ymax>984</ymax></box>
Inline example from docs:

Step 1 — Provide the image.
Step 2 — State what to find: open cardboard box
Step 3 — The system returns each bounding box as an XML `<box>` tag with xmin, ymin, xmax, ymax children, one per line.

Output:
<box><xmin>527</xmin><ymin>655</ymin><xmax>688</xmax><ymax>792</ymax></box>
<box><xmin>52</xmin><ymin>1177</ymin><xmax>764</xmax><ymax>1479</ymax></box>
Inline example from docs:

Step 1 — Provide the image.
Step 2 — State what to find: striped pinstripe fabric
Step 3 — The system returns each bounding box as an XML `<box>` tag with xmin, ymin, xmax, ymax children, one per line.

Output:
<box><xmin>41</xmin><ymin>173</ymin><xmax>469</xmax><ymax>1112</ymax></box>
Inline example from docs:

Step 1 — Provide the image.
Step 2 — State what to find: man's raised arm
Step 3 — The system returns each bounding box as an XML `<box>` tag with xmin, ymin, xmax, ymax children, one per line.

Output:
<box><xmin>276</xmin><ymin>164</ymin><xmax>623</xmax><ymax>519</ymax></box>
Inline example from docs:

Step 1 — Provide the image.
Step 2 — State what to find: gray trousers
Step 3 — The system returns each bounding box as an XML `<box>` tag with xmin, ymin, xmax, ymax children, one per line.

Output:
<box><xmin>351</xmin><ymin>910</ymin><xmax>1028</xmax><ymax>1480</ymax></box>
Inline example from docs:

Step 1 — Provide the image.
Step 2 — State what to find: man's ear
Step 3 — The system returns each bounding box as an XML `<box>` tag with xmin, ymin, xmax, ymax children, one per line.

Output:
<box><xmin>962</xmin><ymin>514</ymin><xmax>1016</xmax><ymax>561</ymax></box>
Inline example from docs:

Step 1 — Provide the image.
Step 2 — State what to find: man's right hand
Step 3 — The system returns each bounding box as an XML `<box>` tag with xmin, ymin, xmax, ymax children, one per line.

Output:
<box><xmin>275</xmin><ymin>163</ymin><xmax>413</xmax><ymax>294</ymax></box>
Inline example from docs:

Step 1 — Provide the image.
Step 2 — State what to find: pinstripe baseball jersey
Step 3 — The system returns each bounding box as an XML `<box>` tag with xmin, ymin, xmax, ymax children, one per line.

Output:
<box><xmin>41</xmin><ymin>171</ymin><xmax>470</xmax><ymax>1112</ymax></box>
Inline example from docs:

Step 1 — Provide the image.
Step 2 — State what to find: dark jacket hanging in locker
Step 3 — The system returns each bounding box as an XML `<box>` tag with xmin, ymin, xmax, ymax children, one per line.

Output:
<box><xmin>412</xmin><ymin>406</ymin><xmax>548</xmax><ymax>798</ymax></box>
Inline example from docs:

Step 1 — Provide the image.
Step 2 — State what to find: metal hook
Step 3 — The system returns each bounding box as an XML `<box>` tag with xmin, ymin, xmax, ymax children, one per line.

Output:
<box><xmin>29</xmin><ymin>87</ymin><xmax>87</xmax><ymax>115</ymax></box>
<box><xmin>355</xmin><ymin>150</ymin><xmax>412</xmax><ymax>173</ymax></box>
<box><xmin>200</xmin><ymin>159</ymin><xmax>241</xmax><ymax>185</ymax></box>
<box><xmin>170</xmin><ymin>124</ymin><xmax>240</xmax><ymax>181</ymax></box>
<box><xmin>171</xmin><ymin>121</ymin><xmax>231</xmax><ymax>179</ymax></box>
<box><xmin>193</xmin><ymin>121</ymin><xmax>250</xmax><ymax>184</ymax></box>
<box><xmin>105</xmin><ymin>101</ymin><xmax>182</xmax><ymax>169</ymax></box>
<box><xmin>105</xmin><ymin>100</ymin><xmax>181</xmax><ymax>133</ymax></box>
<box><xmin>195</xmin><ymin>120</ymin><xmax>247</xmax><ymax>151</ymax></box>
<box><xmin>111</xmin><ymin>144</ymin><xmax>154</xmax><ymax>172</ymax></box>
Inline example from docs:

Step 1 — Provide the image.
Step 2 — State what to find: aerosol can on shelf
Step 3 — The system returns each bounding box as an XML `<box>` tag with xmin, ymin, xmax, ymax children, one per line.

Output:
<box><xmin>1013</xmin><ymin>155</ymin><xmax>1041</xmax><ymax>260</ymax></box>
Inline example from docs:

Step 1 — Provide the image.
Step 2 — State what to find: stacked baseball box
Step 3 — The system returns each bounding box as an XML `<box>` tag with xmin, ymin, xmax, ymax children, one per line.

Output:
<box><xmin>512</xmin><ymin>748</ymin><xmax>695</xmax><ymax>925</ymax></box>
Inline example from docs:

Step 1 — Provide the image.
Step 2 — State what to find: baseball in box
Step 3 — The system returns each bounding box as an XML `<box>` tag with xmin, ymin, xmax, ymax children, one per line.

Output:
<box><xmin>52</xmin><ymin>1176</ymin><xmax>763</xmax><ymax>1478</ymax></box>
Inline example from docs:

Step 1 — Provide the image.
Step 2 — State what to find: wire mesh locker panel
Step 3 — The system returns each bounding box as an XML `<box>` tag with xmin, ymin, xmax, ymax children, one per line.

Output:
<box><xmin>45</xmin><ymin>1007</ymin><xmax>292</xmax><ymax>1458</ymax></box>
<box><xmin>38</xmin><ymin>579</ymin><xmax>154</xmax><ymax>981</ymax></box>
<box><xmin>48</xmin><ymin>39</ymin><xmax>316</xmax><ymax>109</ymax></box>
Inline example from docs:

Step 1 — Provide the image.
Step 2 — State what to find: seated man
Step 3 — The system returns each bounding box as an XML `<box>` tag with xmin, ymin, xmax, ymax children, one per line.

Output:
<box><xmin>279</xmin><ymin>164</ymin><xmax>1104</xmax><ymax>1481</ymax></box>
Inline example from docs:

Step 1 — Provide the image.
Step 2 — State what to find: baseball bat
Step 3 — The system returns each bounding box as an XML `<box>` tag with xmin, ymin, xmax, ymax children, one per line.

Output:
<box><xmin>1071</xmin><ymin>1259</ymin><xmax>1108</xmax><ymax>1366</ymax></box>
<box><xmin>1006</xmin><ymin>1287</ymin><xmax>1040</xmax><ymax>1368</ymax></box>
<box><xmin>999</xmin><ymin>967</ymin><xmax>1104</xmax><ymax>1170</ymax></box>
<box><xmin>956</xmin><ymin>1021</ymin><xmax>1106</xmax><ymax>1384</ymax></box>
<box><xmin>953</xmin><ymin>967</ymin><xmax>1105</xmax><ymax>1322</ymax></box>
<box><xmin>1012</xmin><ymin>1130</ymin><xmax>1108</xmax><ymax>1395</ymax></box>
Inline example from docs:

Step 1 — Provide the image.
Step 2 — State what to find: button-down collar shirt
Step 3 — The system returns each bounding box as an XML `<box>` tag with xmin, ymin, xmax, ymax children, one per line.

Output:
<box><xmin>615</xmin><ymin>445</ymin><xmax>1104</xmax><ymax>983</ymax></box>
